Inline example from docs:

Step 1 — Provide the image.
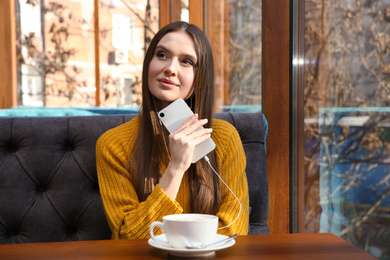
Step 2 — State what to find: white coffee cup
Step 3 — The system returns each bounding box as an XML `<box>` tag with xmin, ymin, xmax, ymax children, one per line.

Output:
<box><xmin>149</xmin><ymin>214</ymin><xmax>218</xmax><ymax>249</ymax></box>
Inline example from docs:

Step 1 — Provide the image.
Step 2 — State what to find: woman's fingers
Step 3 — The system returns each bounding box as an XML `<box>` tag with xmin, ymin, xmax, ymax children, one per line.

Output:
<box><xmin>172</xmin><ymin>114</ymin><xmax>199</xmax><ymax>133</ymax></box>
<box><xmin>172</xmin><ymin>114</ymin><xmax>209</xmax><ymax>137</ymax></box>
<box><xmin>168</xmin><ymin>115</ymin><xmax>212</xmax><ymax>170</ymax></box>
<box><xmin>187</xmin><ymin>128</ymin><xmax>213</xmax><ymax>144</ymax></box>
<box><xmin>170</xmin><ymin>128</ymin><xmax>212</xmax><ymax>148</ymax></box>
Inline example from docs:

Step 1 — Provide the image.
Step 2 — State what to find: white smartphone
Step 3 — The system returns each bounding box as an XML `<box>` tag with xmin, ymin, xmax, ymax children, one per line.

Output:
<box><xmin>157</xmin><ymin>98</ymin><xmax>216</xmax><ymax>163</ymax></box>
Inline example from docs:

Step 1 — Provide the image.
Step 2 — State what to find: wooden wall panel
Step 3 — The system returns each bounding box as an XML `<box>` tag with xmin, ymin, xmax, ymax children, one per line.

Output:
<box><xmin>204</xmin><ymin>0</ymin><xmax>230</xmax><ymax>110</ymax></box>
<box><xmin>0</xmin><ymin>0</ymin><xmax>17</xmax><ymax>109</ymax></box>
<box><xmin>291</xmin><ymin>0</ymin><xmax>306</xmax><ymax>233</ymax></box>
<box><xmin>205</xmin><ymin>0</ymin><xmax>221</xmax><ymax>110</ymax></box>
<box><xmin>159</xmin><ymin>0</ymin><xmax>181</xmax><ymax>28</ymax></box>
<box><xmin>189</xmin><ymin>0</ymin><xmax>204</xmax><ymax>30</ymax></box>
<box><xmin>170</xmin><ymin>0</ymin><xmax>181</xmax><ymax>22</ymax></box>
<box><xmin>221</xmin><ymin>1</ymin><xmax>229</xmax><ymax>107</ymax></box>
<box><xmin>94</xmin><ymin>0</ymin><xmax>100</xmax><ymax>107</ymax></box>
<box><xmin>159</xmin><ymin>0</ymin><xmax>170</xmax><ymax>28</ymax></box>
<box><xmin>262</xmin><ymin>0</ymin><xmax>291</xmax><ymax>234</ymax></box>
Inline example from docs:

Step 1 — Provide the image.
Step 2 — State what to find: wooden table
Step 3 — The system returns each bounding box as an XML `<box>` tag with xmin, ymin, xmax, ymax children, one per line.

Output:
<box><xmin>0</xmin><ymin>233</ymin><xmax>375</xmax><ymax>259</ymax></box>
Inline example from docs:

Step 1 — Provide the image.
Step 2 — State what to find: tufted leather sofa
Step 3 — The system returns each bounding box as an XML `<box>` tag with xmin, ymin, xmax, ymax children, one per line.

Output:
<box><xmin>0</xmin><ymin>113</ymin><xmax>269</xmax><ymax>244</ymax></box>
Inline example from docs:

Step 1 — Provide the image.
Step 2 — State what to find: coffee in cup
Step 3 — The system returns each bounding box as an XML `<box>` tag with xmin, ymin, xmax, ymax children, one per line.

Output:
<box><xmin>149</xmin><ymin>214</ymin><xmax>218</xmax><ymax>249</ymax></box>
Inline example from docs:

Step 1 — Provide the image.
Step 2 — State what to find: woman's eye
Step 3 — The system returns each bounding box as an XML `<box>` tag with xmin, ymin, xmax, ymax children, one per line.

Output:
<box><xmin>156</xmin><ymin>52</ymin><xmax>167</xmax><ymax>59</ymax></box>
<box><xmin>182</xmin><ymin>59</ymin><xmax>194</xmax><ymax>66</ymax></box>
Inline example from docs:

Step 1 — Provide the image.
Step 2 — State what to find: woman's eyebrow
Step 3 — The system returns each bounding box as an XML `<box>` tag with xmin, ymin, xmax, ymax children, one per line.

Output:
<box><xmin>155</xmin><ymin>45</ymin><xmax>197</xmax><ymax>62</ymax></box>
<box><xmin>155</xmin><ymin>45</ymin><xmax>169</xmax><ymax>52</ymax></box>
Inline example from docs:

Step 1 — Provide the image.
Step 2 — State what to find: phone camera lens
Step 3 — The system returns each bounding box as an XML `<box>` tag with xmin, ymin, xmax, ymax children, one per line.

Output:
<box><xmin>159</xmin><ymin>112</ymin><xmax>165</xmax><ymax>118</ymax></box>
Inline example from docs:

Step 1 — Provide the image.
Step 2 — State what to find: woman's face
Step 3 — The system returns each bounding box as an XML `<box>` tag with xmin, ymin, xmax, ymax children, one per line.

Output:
<box><xmin>148</xmin><ymin>30</ymin><xmax>197</xmax><ymax>108</ymax></box>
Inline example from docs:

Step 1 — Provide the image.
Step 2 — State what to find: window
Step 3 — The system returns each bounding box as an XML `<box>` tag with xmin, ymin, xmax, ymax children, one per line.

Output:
<box><xmin>10</xmin><ymin>0</ymin><xmax>261</xmax><ymax>112</ymax></box>
<box><xmin>302</xmin><ymin>1</ymin><xmax>390</xmax><ymax>258</ymax></box>
<box><xmin>98</xmin><ymin>0</ymin><xmax>159</xmax><ymax>107</ymax></box>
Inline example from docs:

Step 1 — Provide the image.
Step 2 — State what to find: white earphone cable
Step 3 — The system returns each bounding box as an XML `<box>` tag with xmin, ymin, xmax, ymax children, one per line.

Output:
<box><xmin>204</xmin><ymin>155</ymin><xmax>242</xmax><ymax>230</ymax></box>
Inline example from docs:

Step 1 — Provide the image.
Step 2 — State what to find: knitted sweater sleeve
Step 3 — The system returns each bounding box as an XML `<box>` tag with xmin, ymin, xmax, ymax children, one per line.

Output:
<box><xmin>96</xmin><ymin>120</ymin><xmax>183</xmax><ymax>239</ymax></box>
<box><xmin>213</xmin><ymin>119</ymin><xmax>250</xmax><ymax>236</ymax></box>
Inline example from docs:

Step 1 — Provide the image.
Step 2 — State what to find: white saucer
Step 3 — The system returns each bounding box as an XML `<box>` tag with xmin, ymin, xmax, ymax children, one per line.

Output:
<box><xmin>148</xmin><ymin>234</ymin><xmax>235</xmax><ymax>257</ymax></box>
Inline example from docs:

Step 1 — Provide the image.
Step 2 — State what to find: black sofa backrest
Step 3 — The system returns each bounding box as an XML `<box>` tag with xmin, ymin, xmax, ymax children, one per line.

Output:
<box><xmin>0</xmin><ymin>113</ymin><xmax>268</xmax><ymax>244</ymax></box>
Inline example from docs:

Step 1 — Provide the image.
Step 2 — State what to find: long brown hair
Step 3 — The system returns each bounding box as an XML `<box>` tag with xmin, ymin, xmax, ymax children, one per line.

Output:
<box><xmin>129</xmin><ymin>21</ymin><xmax>221</xmax><ymax>214</ymax></box>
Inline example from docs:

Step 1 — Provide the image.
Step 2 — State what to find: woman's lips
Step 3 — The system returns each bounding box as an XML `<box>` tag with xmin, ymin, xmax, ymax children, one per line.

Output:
<box><xmin>158</xmin><ymin>78</ymin><xmax>178</xmax><ymax>88</ymax></box>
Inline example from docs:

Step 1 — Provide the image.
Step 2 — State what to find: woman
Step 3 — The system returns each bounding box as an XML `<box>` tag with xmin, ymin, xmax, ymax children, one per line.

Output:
<box><xmin>96</xmin><ymin>21</ymin><xmax>249</xmax><ymax>239</ymax></box>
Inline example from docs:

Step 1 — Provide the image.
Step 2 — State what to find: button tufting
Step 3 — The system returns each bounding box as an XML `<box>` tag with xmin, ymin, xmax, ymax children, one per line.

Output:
<box><xmin>37</xmin><ymin>185</ymin><xmax>47</xmax><ymax>193</ymax></box>
<box><xmin>65</xmin><ymin>142</ymin><xmax>75</xmax><ymax>151</ymax></box>
<box><xmin>94</xmin><ymin>183</ymin><xmax>100</xmax><ymax>191</ymax></box>
<box><xmin>67</xmin><ymin>226</ymin><xmax>77</xmax><ymax>235</ymax></box>
<box><xmin>8</xmin><ymin>229</ymin><xmax>17</xmax><ymax>237</ymax></box>
<box><xmin>7</xmin><ymin>140</ymin><xmax>18</xmax><ymax>152</ymax></box>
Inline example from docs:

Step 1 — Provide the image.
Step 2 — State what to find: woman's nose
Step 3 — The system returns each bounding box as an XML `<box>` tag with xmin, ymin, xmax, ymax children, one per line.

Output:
<box><xmin>164</xmin><ymin>60</ymin><xmax>178</xmax><ymax>76</ymax></box>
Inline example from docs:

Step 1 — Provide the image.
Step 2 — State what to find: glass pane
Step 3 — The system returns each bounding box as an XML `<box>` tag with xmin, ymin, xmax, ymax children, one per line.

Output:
<box><xmin>14</xmin><ymin>0</ymin><xmax>261</xmax><ymax>112</ymax></box>
<box><xmin>224</xmin><ymin>0</ymin><xmax>262</xmax><ymax>112</ymax></box>
<box><xmin>17</xmin><ymin>0</ymin><xmax>96</xmax><ymax>107</ymax></box>
<box><xmin>304</xmin><ymin>1</ymin><xmax>390</xmax><ymax>258</ymax></box>
<box><xmin>98</xmin><ymin>0</ymin><xmax>159</xmax><ymax>107</ymax></box>
<box><xmin>181</xmin><ymin>0</ymin><xmax>189</xmax><ymax>22</ymax></box>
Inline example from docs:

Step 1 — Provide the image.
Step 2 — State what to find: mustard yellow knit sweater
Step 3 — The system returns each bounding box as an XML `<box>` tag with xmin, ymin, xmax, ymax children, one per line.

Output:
<box><xmin>96</xmin><ymin>116</ymin><xmax>249</xmax><ymax>239</ymax></box>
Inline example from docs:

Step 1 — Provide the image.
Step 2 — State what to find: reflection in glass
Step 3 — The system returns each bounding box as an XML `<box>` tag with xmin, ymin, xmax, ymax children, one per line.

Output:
<box><xmin>17</xmin><ymin>0</ymin><xmax>97</xmax><ymax>107</ymax></box>
<box><xmin>15</xmin><ymin>0</ymin><xmax>160</xmax><ymax>108</ymax></box>
<box><xmin>98</xmin><ymin>0</ymin><xmax>159</xmax><ymax>107</ymax></box>
<box><xmin>304</xmin><ymin>1</ymin><xmax>390</xmax><ymax>258</ymax></box>
<box><xmin>226</xmin><ymin>0</ymin><xmax>262</xmax><ymax>111</ymax></box>
<box><xmin>15</xmin><ymin>1</ymin><xmax>261</xmax><ymax>112</ymax></box>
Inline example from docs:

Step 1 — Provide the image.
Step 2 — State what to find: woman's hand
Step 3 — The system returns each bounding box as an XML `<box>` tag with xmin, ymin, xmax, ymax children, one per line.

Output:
<box><xmin>159</xmin><ymin>113</ymin><xmax>212</xmax><ymax>200</ymax></box>
<box><xmin>168</xmin><ymin>113</ymin><xmax>212</xmax><ymax>172</ymax></box>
